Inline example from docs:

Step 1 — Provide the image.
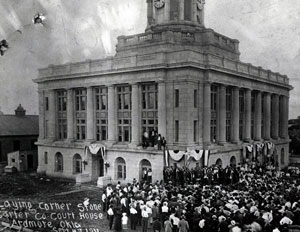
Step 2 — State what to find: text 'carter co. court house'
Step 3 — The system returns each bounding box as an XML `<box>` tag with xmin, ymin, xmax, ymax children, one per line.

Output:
<box><xmin>34</xmin><ymin>0</ymin><xmax>293</xmax><ymax>184</ymax></box>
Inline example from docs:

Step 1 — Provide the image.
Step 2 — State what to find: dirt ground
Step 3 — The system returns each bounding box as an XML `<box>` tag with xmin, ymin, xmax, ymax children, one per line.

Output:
<box><xmin>0</xmin><ymin>172</ymin><xmax>109</xmax><ymax>232</ymax></box>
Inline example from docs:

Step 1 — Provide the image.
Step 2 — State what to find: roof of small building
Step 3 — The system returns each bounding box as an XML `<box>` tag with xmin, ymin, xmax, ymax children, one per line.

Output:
<box><xmin>0</xmin><ymin>115</ymin><xmax>39</xmax><ymax>136</ymax></box>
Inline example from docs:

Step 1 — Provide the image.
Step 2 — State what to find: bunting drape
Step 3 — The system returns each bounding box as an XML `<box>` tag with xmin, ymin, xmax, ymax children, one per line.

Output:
<box><xmin>164</xmin><ymin>149</ymin><xmax>210</xmax><ymax>167</ymax></box>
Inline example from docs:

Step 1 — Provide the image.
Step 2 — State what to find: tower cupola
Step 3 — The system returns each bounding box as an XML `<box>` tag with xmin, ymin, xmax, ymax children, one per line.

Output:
<box><xmin>146</xmin><ymin>0</ymin><xmax>205</xmax><ymax>30</ymax></box>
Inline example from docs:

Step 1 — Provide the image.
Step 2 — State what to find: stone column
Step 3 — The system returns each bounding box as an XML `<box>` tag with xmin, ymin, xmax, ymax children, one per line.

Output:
<box><xmin>244</xmin><ymin>89</ymin><xmax>251</xmax><ymax>142</ymax></box>
<box><xmin>264</xmin><ymin>92</ymin><xmax>271</xmax><ymax>140</ymax></box>
<box><xmin>130</xmin><ymin>83</ymin><xmax>140</xmax><ymax>146</ymax></box>
<box><xmin>203</xmin><ymin>82</ymin><xmax>211</xmax><ymax>146</ymax></box>
<box><xmin>232</xmin><ymin>87</ymin><xmax>239</xmax><ymax>143</ymax></box>
<box><xmin>192</xmin><ymin>0</ymin><xmax>197</xmax><ymax>23</ymax></box>
<box><xmin>164</xmin><ymin>0</ymin><xmax>170</xmax><ymax>22</ymax></box>
<box><xmin>254</xmin><ymin>91</ymin><xmax>262</xmax><ymax>141</ymax></box>
<box><xmin>67</xmin><ymin>88</ymin><xmax>74</xmax><ymax>141</ymax></box>
<box><xmin>146</xmin><ymin>0</ymin><xmax>153</xmax><ymax>26</ymax></box>
<box><xmin>271</xmin><ymin>94</ymin><xmax>279</xmax><ymax>139</ymax></box>
<box><xmin>179</xmin><ymin>0</ymin><xmax>184</xmax><ymax>20</ymax></box>
<box><xmin>281</xmin><ymin>95</ymin><xmax>289</xmax><ymax>139</ymax></box>
<box><xmin>86</xmin><ymin>87</ymin><xmax>95</xmax><ymax>141</ymax></box>
<box><xmin>158</xmin><ymin>81</ymin><xmax>167</xmax><ymax>138</ymax></box>
<box><xmin>48</xmin><ymin>89</ymin><xmax>56</xmax><ymax>140</ymax></box>
<box><xmin>38</xmin><ymin>90</ymin><xmax>45</xmax><ymax>140</ymax></box>
<box><xmin>218</xmin><ymin>85</ymin><xmax>226</xmax><ymax>144</ymax></box>
<box><xmin>107</xmin><ymin>85</ymin><xmax>116</xmax><ymax>145</ymax></box>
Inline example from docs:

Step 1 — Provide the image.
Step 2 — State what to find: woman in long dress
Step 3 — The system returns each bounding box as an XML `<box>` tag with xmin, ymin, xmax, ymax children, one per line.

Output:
<box><xmin>178</xmin><ymin>216</ymin><xmax>189</xmax><ymax>232</ymax></box>
<box><xmin>114</xmin><ymin>208</ymin><xmax>122</xmax><ymax>231</ymax></box>
<box><xmin>164</xmin><ymin>217</ymin><xmax>173</xmax><ymax>232</ymax></box>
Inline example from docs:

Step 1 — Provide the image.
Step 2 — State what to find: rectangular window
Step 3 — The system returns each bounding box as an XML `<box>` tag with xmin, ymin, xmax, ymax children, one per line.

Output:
<box><xmin>96</xmin><ymin>120</ymin><xmax>108</xmax><ymax>141</ymax></box>
<box><xmin>95</xmin><ymin>87</ymin><xmax>108</xmax><ymax>141</ymax></box>
<box><xmin>226</xmin><ymin>87</ymin><xmax>232</xmax><ymax>142</ymax></box>
<box><xmin>194</xmin><ymin>120</ymin><xmax>198</xmax><ymax>142</ymax></box>
<box><xmin>58</xmin><ymin>119</ymin><xmax>67</xmax><ymax>139</ymax></box>
<box><xmin>75</xmin><ymin>89</ymin><xmax>87</xmax><ymax>141</ymax></box>
<box><xmin>118</xmin><ymin>86</ymin><xmax>131</xmax><ymax>110</ymax></box>
<box><xmin>75</xmin><ymin>89</ymin><xmax>87</xmax><ymax>111</ymax></box>
<box><xmin>57</xmin><ymin>90</ymin><xmax>67</xmax><ymax>139</ymax></box>
<box><xmin>76</xmin><ymin>119</ymin><xmax>86</xmax><ymax>140</ymax></box>
<box><xmin>175</xmin><ymin>89</ymin><xmax>179</xmax><ymax>108</ymax></box>
<box><xmin>117</xmin><ymin>86</ymin><xmax>132</xmax><ymax>142</ymax></box>
<box><xmin>175</xmin><ymin>120</ymin><xmax>179</xmax><ymax>142</ymax></box>
<box><xmin>45</xmin><ymin>120</ymin><xmax>49</xmax><ymax>137</ymax></box>
<box><xmin>211</xmin><ymin>85</ymin><xmax>217</xmax><ymax>143</ymax></box>
<box><xmin>141</xmin><ymin>84</ymin><xmax>158</xmax><ymax>136</ymax></box>
<box><xmin>45</xmin><ymin>97</ymin><xmax>49</xmax><ymax>111</ymax></box>
<box><xmin>44</xmin><ymin>152</ymin><xmax>48</xmax><ymax>164</ymax></box>
<box><xmin>194</xmin><ymin>89</ymin><xmax>198</xmax><ymax>108</ymax></box>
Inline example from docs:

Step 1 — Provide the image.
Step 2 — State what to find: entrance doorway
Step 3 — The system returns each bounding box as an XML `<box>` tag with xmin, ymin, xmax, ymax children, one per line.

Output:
<box><xmin>139</xmin><ymin>159</ymin><xmax>151</xmax><ymax>182</ymax></box>
<box><xmin>27</xmin><ymin>154</ymin><xmax>33</xmax><ymax>170</ymax></box>
<box><xmin>230</xmin><ymin>156</ymin><xmax>236</xmax><ymax>167</ymax></box>
<box><xmin>215</xmin><ymin>158</ymin><xmax>223</xmax><ymax>168</ymax></box>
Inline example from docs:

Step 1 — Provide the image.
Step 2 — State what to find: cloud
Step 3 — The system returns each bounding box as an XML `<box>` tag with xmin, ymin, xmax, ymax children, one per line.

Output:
<box><xmin>0</xmin><ymin>0</ymin><xmax>299</xmax><ymax>118</ymax></box>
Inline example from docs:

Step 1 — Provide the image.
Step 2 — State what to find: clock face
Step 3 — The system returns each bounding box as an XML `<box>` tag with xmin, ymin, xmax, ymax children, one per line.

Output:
<box><xmin>197</xmin><ymin>0</ymin><xmax>205</xmax><ymax>10</ymax></box>
<box><xmin>154</xmin><ymin>0</ymin><xmax>165</xmax><ymax>9</ymax></box>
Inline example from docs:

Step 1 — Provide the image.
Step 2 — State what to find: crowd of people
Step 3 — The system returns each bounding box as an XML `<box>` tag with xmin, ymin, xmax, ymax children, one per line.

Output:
<box><xmin>102</xmin><ymin>163</ymin><xmax>300</xmax><ymax>232</ymax></box>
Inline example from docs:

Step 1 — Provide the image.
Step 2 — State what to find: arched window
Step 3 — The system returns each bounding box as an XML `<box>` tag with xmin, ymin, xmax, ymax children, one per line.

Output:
<box><xmin>230</xmin><ymin>156</ymin><xmax>236</xmax><ymax>167</ymax></box>
<box><xmin>55</xmin><ymin>152</ymin><xmax>63</xmax><ymax>172</ymax></box>
<box><xmin>281</xmin><ymin>148</ymin><xmax>285</xmax><ymax>165</ymax></box>
<box><xmin>73</xmin><ymin>153</ymin><xmax>82</xmax><ymax>174</ymax></box>
<box><xmin>216</xmin><ymin>158</ymin><xmax>223</xmax><ymax>168</ymax></box>
<box><xmin>115</xmin><ymin>157</ymin><xmax>126</xmax><ymax>180</ymax></box>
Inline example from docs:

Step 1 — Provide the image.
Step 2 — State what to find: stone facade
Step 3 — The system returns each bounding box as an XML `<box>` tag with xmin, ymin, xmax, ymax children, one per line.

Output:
<box><xmin>33</xmin><ymin>0</ymin><xmax>292</xmax><ymax>183</ymax></box>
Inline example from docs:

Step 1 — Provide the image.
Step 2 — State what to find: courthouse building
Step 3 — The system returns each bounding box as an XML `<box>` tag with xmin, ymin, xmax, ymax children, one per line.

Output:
<box><xmin>34</xmin><ymin>0</ymin><xmax>292</xmax><ymax>183</ymax></box>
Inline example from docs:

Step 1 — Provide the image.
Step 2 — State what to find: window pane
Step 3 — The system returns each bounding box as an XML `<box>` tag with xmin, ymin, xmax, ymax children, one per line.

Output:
<box><xmin>148</xmin><ymin>92</ymin><xmax>155</xmax><ymax>109</ymax></box>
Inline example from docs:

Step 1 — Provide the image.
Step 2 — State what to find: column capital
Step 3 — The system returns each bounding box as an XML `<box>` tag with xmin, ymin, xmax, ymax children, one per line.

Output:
<box><xmin>47</xmin><ymin>89</ymin><xmax>56</xmax><ymax>93</ymax></box>
<box><xmin>232</xmin><ymin>86</ymin><xmax>240</xmax><ymax>90</ymax></box>
<box><xmin>157</xmin><ymin>80</ymin><xmax>166</xmax><ymax>84</ymax></box>
<box><xmin>130</xmin><ymin>82</ymin><xmax>139</xmax><ymax>87</ymax></box>
<box><xmin>219</xmin><ymin>84</ymin><xmax>227</xmax><ymax>89</ymax></box>
<box><xmin>204</xmin><ymin>81</ymin><xmax>212</xmax><ymax>86</ymax></box>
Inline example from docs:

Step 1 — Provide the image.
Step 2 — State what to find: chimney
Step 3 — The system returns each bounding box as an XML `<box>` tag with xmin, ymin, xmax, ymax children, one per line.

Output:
<box><xmin>15</xmin><ymin>104</ymin><xmax>26</xmax><ymax>116</ymax></box>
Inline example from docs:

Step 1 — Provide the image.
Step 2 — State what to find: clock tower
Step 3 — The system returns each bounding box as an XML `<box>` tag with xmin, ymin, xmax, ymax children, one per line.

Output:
<box><xmin>146</xmin><ymin>0</ymin><xmax>205</xmax><ymax>29</ymax></box>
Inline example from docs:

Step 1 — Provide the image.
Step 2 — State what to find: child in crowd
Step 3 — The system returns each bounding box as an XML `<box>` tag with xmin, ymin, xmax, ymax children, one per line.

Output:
<box><xmin>122</xmin><ymin>212</ymin><xmax>128</xmax><ymax>230</ymax></box>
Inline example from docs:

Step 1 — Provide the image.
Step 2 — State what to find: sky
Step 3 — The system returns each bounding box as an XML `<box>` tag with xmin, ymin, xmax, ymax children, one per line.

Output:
<box><xmin>0</xmin><ymin>0</ymin><xmax>299</xmax><ymax>118</ymax></box>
